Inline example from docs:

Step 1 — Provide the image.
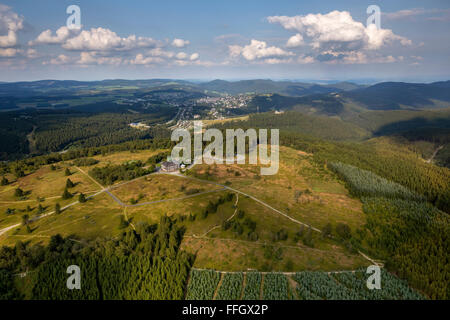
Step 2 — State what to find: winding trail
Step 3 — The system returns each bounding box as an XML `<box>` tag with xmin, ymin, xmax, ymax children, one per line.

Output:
<box><xmin>194</xmin><ymin>193</ymin><xmax>239</xmax><ymax>238</ymax></box>
<box><xmin>426</xmin><ymin>145</ymin><xmax>444</xmax><ymax>163</ymax></box>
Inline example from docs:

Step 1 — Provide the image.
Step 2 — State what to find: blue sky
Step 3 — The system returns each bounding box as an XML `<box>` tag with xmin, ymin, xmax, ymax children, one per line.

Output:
<box><xmin>0</xmin><ymin>0</ymin><xmax>449</xmax><ymax>82</ymax></box>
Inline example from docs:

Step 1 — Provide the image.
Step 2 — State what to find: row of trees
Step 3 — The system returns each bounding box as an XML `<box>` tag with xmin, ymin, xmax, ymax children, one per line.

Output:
<box><xmin>89</xmin><ymin>161</ymin><xmax>154</xmax><ymax>186</ymax></box>
<box><xmin>1</xmin><ymin>138</ymin><xmax>173</xmax><ymax>178</ymax></box>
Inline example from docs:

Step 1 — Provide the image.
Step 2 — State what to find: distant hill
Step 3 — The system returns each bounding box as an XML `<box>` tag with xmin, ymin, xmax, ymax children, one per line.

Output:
<box><xmin>197</xmin><ymin>79</ymin><xmax>362</xmax><ymax>96</ymax></box>
<box><xmin>343</xmin><ymin>81</ymin><xmax>450</xmax><ymax>110</ymax></box>
<box><xmin>0</xmin><ymin>79</ymin><xmax>363</xmax><ymax>98</ymax></box>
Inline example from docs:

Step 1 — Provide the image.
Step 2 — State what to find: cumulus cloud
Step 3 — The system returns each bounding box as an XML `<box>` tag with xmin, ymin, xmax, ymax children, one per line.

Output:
<box><xmin>0</xmin><ymin>47</ymin><xmax>18</xmax><ymax>57</ymax></box>
<box><xmin>43</xmin><ymin>54</ymin><xmax>72</xmax><ymax>65</ymax></box>
<box><xmin>147</xmin><ymin>47</ymin><xmax>175</xmax><ymax>58</ymax></box>
<box><xmin>190</xmin><ymin>53</ymin><xmax>199</xmax><ymax>61</ymax></box>
<box><xmin>267</xmin><ymin>10</ymin><xmax>411</xmax><ymax>64</ymax></box>
<box><xmin>175</xmin><ymin>52</ymin><xmax>188</xmax><ymax>60</ymax></box>
<box><xmin>77</xmin><ymin>51</ymin><xmax>123</xmax><ymax>65</ymax></box>
<box><xmin>286</xmin><ymin>33</ymin><xmax>304</xmax><ymax>48</ymax></box>
<box><xmin>297</xmin><ymin>55</ymin><xmax>315</xmax><ymax>64</ymax></box>
<box><xmin>129</xmin><ymin>50</ymin><xmax>201</xmax><ymax>66</ymax></box>
<box><xmin>0</xmin><ymin>5</ymin><xmax>24</xmax><ymax>48</ymax></box>
<box><xmin>62</xmin><ymin>27</ymin><xmax>160</xmax><ymax>51</ymax></box>
<box><xmin>30</xmin><ymin>26</ymin><xmax>74</xmax><ymax>45</ymax></box>
<box><xmin>268</xmin><ymin>11</ymin><xmax>411</xmax><ymax>51</ymax></box>
<box><xmin>229</xmin><ymin>39</ymin><xmax>294</xmax><ymax>61</ymax></box>
<box><xmin>129</xmin><ymin>53</ymin><xmax>164</xmax><ymax>65</ymax></box>
<box><xmin>172</xmin><ymin>38</ymin><xmax>190</xmax><ymax>48</ymax></box>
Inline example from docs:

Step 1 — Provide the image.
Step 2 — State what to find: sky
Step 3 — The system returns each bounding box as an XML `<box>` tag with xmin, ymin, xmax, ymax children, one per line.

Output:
<box><xmin>0</xmin><ymin>0</ymin><xmax>449</xmax><ymax>82</ymax></box>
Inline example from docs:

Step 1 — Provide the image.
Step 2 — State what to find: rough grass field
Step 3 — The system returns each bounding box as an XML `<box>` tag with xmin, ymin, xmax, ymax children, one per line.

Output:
<box><xmin>110</xmin><ymin>173</ymin><xmax>222</xmax><ymax>204</ymax></box>
<box><xmin>1</xmin><ymin>193</ymin><xmax>122</xmax><ymax>246</ymax></box>
<box><xmin>0</xmin><ymin>165</ymin><xmax>99</xmax><ymax>202</ymax></box>
<box><xmin>1</xmin><ymin>146</ymin><xmax>370</xmax><ymax>273</ymax></box>
<box><xmin>187</xmin><ymin>146</ymin><xmax>366</xmax><ymax>231</ymax></box>
<box><xmin>0</xmin><ymin>164</ymin><xmax>101</xmax><ymax>230</ymax></box>
<box><xmin>87</xmin><ymin>149</ymin><xmax>168</xmax><ymax>168</ymax></box>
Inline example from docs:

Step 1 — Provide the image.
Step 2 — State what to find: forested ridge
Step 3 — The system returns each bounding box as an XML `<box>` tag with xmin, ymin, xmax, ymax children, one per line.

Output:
<box><xmin>215</xmin><ymin>114</ymin><xmax>450</xmax><ymax>213</ymax></box>
<box><xmin>0</xmin><ymin>138</ymin><xmax>174</xmax><ymax>178</ymax></box>
<box><xmin>1</xmin><ymin>216</ymin><xmax>193</xmax><ymax>300</ymax></box>
<box><xmin>280</xmin><ymin>133</ymin><xmax>450</xmax><ymax>213</ymax></box>
<box><xmin>0</xmin><ymin>107</ymin><xmax>175</xmax><ymax>160</ymax></box>
<box><xmin>328</xmin><ymin>162</ymin><xmax>449</xmax><ymax>299</ymax></box>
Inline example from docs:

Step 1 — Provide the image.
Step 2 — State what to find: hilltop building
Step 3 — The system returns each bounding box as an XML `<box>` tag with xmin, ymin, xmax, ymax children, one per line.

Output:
<box><xmin>161</xmin><ymin>161</ymin><xmax>180</xmax><ymax>172</ymax></box>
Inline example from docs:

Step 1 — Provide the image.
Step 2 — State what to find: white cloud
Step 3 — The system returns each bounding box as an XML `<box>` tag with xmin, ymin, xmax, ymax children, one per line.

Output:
<box><xmin>172</xmin><ymin>38</ymin><xmax>190</xmax><ymax>48</ymax></box>
<box><xmin>268</xmin><ymin>10</ymin><xmax>411</xmax><ymax>52</ymax></box>
<box><xmin>77</xmin><ymin>52</ymin><xmax>123</xmax><ymax>65</ymax></box>
<box><xmin>147</xmin><ymin>47</ymin><xmax>175</xmax><ymax>58</ymax></box>
<box><xmin>229</xmin><ymin>39</ymin><xmax>294</xmax><ymax>61</ymax></box>
<box><xmin>30</xmin><ymin>26</ymin><xmax>74</xmax><ymax>45</ymax></box>
<box><xmin>0</xmin><ymin>5</ymin><xmax>24</xmax><ymax>48</ymax></box>
<box><xmin>62</xmin><ymin>27</ymin><xmax>160</xmax><ymax>51</ymax></box>
<box><xmin>0</xmin><ymin>47</ymin><xmax>18</xmax><ymax>57</ymax></box>
<box><xmin>175</xmin><ymin>52</ymin><xmax>188</xmax><ymax>60</ymax></box>
<box><xmin>262</xmin><ymin>58</ymin><xmax>293</xmax><ymax>65</ymax></box>
<box><xmin>365</xmin><ymin>24</ymin><xmax>411</xmax><ymax>50</ymax></box>
<box><xmin>228</xmin><ymin>45</ymin><xmax>243</xmax><ymax>58</ymax></box>
<box><xmin>129</xmin><ymin>53</ymin><xmax>164</xmax><ymax>65</ymax></box>
<box><xmin>297</xmin><ymin>55</ymin><xmax>315</xmax><ymax>64</ymax></box>
<box><xmin>286</xmin><ymin>33</ymin><xmax>304</xmax><ymax>48</ymax></box>
<box><xmin>43</xmin><ymin>54</ymin><xmax>72</xmax><ymax>65</ymax></box>
<box><xmin>190</xmin><ymin>53</ymin><xmax>199</xmax><ymax>61</ymax></box>
<box><xmin>129</xmin><ymin>50</ymin><xmax>200</xmax><ymax>66</ymax></box>
<box><xmin>26</xmin><ymin>48</ymin><xmax>38</xmax><ymax>59</ymax></box>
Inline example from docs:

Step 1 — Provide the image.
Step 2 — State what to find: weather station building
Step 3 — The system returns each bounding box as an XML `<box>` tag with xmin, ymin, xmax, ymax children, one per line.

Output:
<box><xmin>160</xmin><ymin>161</ymin><xmax>180</xmax><ymax>172</ymax></box>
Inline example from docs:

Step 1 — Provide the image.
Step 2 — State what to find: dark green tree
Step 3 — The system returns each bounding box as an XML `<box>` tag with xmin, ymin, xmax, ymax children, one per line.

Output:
<box><xmin>14</xmin><ymin>188</ymin><xmax>24</xmax><ymax>198</ymax></box>
<box><xmin>78</xmin><ymin>193</ymin><xmax>86</xmax><ymax>203</ymax></box>
<box><xmin>66</xmin><ymin>178</ymin><xmax>74</xmax><ymax>188</ymax></box>
<box><xmin>322</xmin><ymin>223</ymin><xmax>332</xmax><ymax>238</ymax></box>
<box><xmin>64</xmin><ymin>168</ymin><xmax>71</xmax><ymax>176</ymax></box>
<box><xmin>37</xmin><ymin>204</ymin><xmax>44</xmax><ymax>214</ymax></box>
<box><xmin>61</xmin><ymin>188</ymin><xmax>72</xmax><ymax>200</ymax></box>
<box><xmin>21</xmin><ymin>214</ymin><xmax>29</xmax><ymax>226</ymax></box>
<box><xmin>336</xmin><ymin>223</ymin><xmax>351</xmax><ymax>240</ymax></box>
<box><xmin>55</xmin><ymin>203</ymin><xmax>61</xmax><ymax>214</ymax></box>
<box><xmin>0</xmin><ymin>176</ymin><xmax>8</xmax><ymax>186</ymax></box>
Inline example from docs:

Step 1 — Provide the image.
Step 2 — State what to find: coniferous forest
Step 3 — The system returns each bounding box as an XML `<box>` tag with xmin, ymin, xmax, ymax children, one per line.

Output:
<box><xmin>1</xmin><ymin>216</ymin><xmax>193</xmax><ymax>300</ymax></box>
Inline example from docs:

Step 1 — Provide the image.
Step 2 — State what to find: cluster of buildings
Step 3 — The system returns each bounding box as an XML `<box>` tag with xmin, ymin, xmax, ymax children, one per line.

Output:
<box><xmin>197</xmin><ymin>94</ymin><xmax>252</xmax><ymax>109</ymax></box>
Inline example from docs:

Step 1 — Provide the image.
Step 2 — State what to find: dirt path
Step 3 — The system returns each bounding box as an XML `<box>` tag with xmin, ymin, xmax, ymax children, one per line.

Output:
<box><xmin>426</xmin><ymin>145</ymin><xmax>444</xmax><ymax>163</ymax></box>
<box><xmin>0</xmin><ymin>188</ymin><xmax>104</xmax><ymax>237</ymax></box>
<box><xmin>194</xmin><ymin>193</ymin><xmax>239</xmax><ymax>238</ymax></box>
<box><xmin>212</xmin><ymin>273</ymin><xmax>225</xmax><ymax>300</ymax></box>
<box><xmin>26</xmin><ymin>125</ymin><xmax>37</xmax><ymax>154</ymax></box>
